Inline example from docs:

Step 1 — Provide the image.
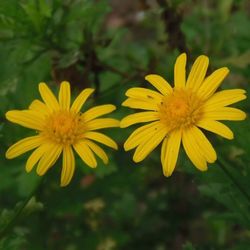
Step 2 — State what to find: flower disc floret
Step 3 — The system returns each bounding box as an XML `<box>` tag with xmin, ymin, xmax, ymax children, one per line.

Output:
<box><xmin>43</xmin><ymin>111</ymin><xmax>83</xmax><ymax>145</ymax></box>
<box><xmin>159</xmin><ymin>89</ymin><xmax>203</xmax><ymax>130</ymax></box>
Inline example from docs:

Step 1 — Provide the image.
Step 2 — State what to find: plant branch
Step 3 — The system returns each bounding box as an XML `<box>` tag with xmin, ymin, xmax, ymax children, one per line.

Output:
<box><xmin>99</xmin><ymin>61</ymin><xmax>131</xmax><ymax>79</ymax></box>
<box><xmin>0</xmin><ymin>177</ymin><xmax>43</xmax><ymax>240</ymax></box>
<box><xmin>156</xmin><ymin>0</ymin><xmax>189</xmax><ymax>53</ymax></box>
<box><xmin>217</xmin><ymin>157</ymin><xmax>250</xmax><ymax>204</ymax></box>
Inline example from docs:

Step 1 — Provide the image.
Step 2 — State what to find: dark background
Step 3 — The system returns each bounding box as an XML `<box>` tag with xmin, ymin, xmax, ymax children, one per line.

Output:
<box><xmin>0</xmin><ymin>0</ymin><xmax>250</xmax><ymax>249</ymax></box>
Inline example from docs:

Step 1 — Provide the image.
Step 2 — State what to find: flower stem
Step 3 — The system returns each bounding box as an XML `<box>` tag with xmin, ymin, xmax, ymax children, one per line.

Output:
<box><xmin>217</xmin><ymin>157</ymin><xmax>250</xmax><ymax>204</ymax></box>
<box><xmin>0</xmin><ymin>177</ymin><xmax>43</xmax><ymax>240</ymax></box>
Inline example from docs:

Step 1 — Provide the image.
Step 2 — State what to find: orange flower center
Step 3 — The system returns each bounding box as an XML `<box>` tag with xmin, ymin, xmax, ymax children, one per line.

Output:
<box><xmin>158</xmin><ymin>89</ymin><xmax>203</xmax><ymax>130</ymax></box>
<box><xmin>43</xmin><ymin>111</ymin><xmax>84</xmax><ymax>144</ymax></box>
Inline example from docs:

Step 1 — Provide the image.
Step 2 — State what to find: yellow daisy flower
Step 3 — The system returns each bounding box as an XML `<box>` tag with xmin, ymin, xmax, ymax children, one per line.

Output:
<box><xmin>6</xmin><ymin>81</ymin><xmax>119</xmax><ymax>186</ymax></box>
<box><xmin>120</xmin><ymin>53</ymin><xmax>246</xmax><ymax>176</ymax></box>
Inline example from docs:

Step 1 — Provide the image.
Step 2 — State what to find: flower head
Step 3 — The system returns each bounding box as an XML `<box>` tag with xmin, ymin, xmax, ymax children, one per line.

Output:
<box><xmin>6</xmin><ymin>81</ymin><xmax>119</xmax><ymax>186</ymax></box>
<box><xmin>121</xmin><ymin>53</ymin><xmax>246</xmax><ymax>176</ymax></box>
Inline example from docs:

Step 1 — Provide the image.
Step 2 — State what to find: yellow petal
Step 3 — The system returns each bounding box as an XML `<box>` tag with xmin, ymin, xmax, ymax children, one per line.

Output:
<box><xmin>203</xmin><ymin>107</ymin><xmax>246</xmax><ymax>121</ymax></box>
<box><xmin>189</xmin><ymin>126</ymin><xmax>217</xmax><ymax>163</ymax></box>
<box><xmin>174</xmin><ymin>53</ymin><xmax>186</xmax><ymax>88</ymax></box>
<box><xmin>25</xmin><ymin>144</ymin><xmax>48</xmax><ymax>172</ymax></box>
<box><xmin>203</xmin><ymin>89</ymin><xmax>246</xmax><ymax>110</ymax></box>
<box><xmin>84</xmin><ymin>131</ymin><xmax>118</xmax><ymax>149</ymax></box>
<box><xmin>120</xmin><ymin>111</ymin><xmax>158</xmax><ymax>128</ymax></box>
<box><xmin>73</xmin><ymin>140</ymin><xmax>97</xmax><ymax>168</ymax></box>
<box><xmin>85</xmin><ymin>140</ymin><xmax>109</xmax><ymax>164</ymax></box>
<box><xmin>6</xmin><ymin>135</ymin><xmax>44</xmax><ymax>159</ymax></box>
<box><xmin>197</xmin><ymin>67</ymin><xmax>229</xmax><ymax>100</ymax></box>
<box><xmin>182</xmin><ymin>128</ymin><xmax>208</xmax><ymax>171</ymax></box>
<box><xmin>125</xmin><ymin>87</ymin><xmax>163</xmax><ymax>102</ymax></box>
<box><xmin>145</xmin><ymin>74</ymin><xmax>173</xmax><ymax>95</ymax></box>
<box><xmin>38</xmin><ymin>82</ymin><xmax>60</xmax><ymax>111</ymax></box>
<box><xmin>70</xmin><ymin>88</ymin><xmax>95</xmax><ymax>113</ymax></box>
<box><xmin>36</xmin><ymin>144</ymin><xmax>62</xmax><ymax>176</ymax></box>
<box><xmin>29</xmin><ymin>99</ymin><xmax>50</xmax><ymax>116</ymax></box>
<box><xmin>86</xmin><ymin>118</ymin><xmax>120</xmax><ymax>130</ymax></box>
<box><xmin>61</xmin><ymin>145</ymin><xmax>75</xmax><ymax>187</ymax></box>
<box><xmin>6</xmin><ymin>110</ymin><xmax>45</xmax><ymax>130</ymax></box>
<box><xmin>82</xmin><ymin>104</ymin><xmax>116</xmax><ymax>122</ymax></box>
<box><xmin>59</xmin><ymin>81</ymin><xmax>71</xmax><ymax>110</ymax></box>
<box><xmin>186</xmin><ymin>55</ymin><xmax>209</xmax><ymax>91</ymax></box>
<box><xmin>197</xmin><ymin>120</ymin><xmax>234</xmax><ymax>140</ymax></box>
<box><xmin>133</xmin><ymin>127</ymin><xmax>167</xmax><ymax>162</ymax></box>
<box><xmin>124</xmin><ymin>121</ymin><xmax>162</xmax><ymax>151</ymax></box>
<box><xmin>162</xmin><ymin>129</ymin><xmax>182</xmax><ymax>177</ymax></box>
<box><xmin>122</xmin><ymin>98</ymin><xmax>158</xmax><ymax>111</ymax></box>
<box><xmin>161</xmin><ymin>137</ymin><xmax>168</xmax><ymax>165</ymax></box>
<box><xmin>129</xmin><ymin>126</ymin><xmax>161</xmax><ymax>152</ymax></box>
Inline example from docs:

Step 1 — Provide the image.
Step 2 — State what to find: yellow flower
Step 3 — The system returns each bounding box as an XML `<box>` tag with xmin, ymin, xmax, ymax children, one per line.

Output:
<box><xmin>121</xmin><ymin>53</ymin><xmax>246</xmax><ymax>176</ymax></box>
<box><xmin>6</xmin><ymin>81</ymin><xmax>119</xmax><ymax>186</ymax></box>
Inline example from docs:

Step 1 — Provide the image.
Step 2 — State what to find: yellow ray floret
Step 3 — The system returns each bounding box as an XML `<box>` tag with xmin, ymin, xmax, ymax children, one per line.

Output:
<box><xmin>121</xmin><ymin>53</ymin><xmax>247</xmax><ymax>175</ymax></box>
<box><xmin>6</xmin><ymin>81</ymin><xmax>119</xmax><ymax>187</ymax></box>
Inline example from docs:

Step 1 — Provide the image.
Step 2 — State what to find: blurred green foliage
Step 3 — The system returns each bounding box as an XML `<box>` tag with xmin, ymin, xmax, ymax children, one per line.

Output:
<box><xmin>0</xmin><ymin>0</ymin><xmax>250</xmax><ymax>249</ymax></box>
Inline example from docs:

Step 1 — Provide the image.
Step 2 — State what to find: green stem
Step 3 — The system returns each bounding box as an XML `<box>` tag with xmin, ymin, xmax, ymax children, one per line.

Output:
<box><xmin>217</xmin><ymin>157</ymin><xmax>250</xmax><ymax>204</ymax></box>
<box><xmin>0</xmin><ymin>177</ymin><xmax>43</xmax><ymax>240</ymax></box>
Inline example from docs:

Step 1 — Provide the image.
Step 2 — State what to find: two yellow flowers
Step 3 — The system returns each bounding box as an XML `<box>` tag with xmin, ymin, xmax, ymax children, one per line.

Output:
<box><xmin>6</xmin><ymin>53</ymin><xmax>246</xmax><ymax>186</ymax></box>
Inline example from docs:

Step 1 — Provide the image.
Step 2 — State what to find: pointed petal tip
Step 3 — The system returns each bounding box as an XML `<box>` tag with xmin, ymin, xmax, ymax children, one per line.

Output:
<box><xmin>5</xmin><ymin>110</ymin><xmax>28</xmax><ymax>122</ymax></box>
<box><xmin>38</xmin><ymin>82</ymin><xmax>47</xmax><ymax>89</ymax></box>
<box><xmin>103</xmin><ymin>159</ymin><xmax>109</xmax><ymax>165</ymax></box>
<box><xmin>163</xmin><ymin>170</ymin><xmax>172</xmax><ymax>177</ymax></box>
<box><xmin>25</xmin><ymin>167</ymin><xmax>32</xmax><ymax>173</ymax></box>
<box><xmin>38</xmin><ymin>82</ymin><xmax>47</xmax><ymax>85</ymax></box>
<box><xmin>5</xmin><ymin>110</ymin><xmax>19</xmax><ymax>121</ymax></box>
<box><xmin>132</xmin><ymin>155</ymin><xmax>141</xmax><ymax>163</ymax></box>
<box><xmin>197</xmin><ymin>54</ymin><xmax>209</xmax><ymax>64</ymax></box>
<box><xmin>60</xmin><ymin>175</ymin><xmax>72</xmax><ymax>187</ymax></box>
<box><xmin>124</xmin><ymin>89</ymin><xmax>131</xmax><ymax>97</ymax></box>
<box><xmin>119</xmin><ymin>120</ymin><xmax>127</xmax><ymax>128</ymax></box>
<box><xmin>60</xmin><ymin>181</ymin><xmax>69</xmax><ymax>187</ymax></box>
<box><xmin>221</xmin><ymin>67</ymin><xmax>230</xmax><ymax>74</ymax></box>
<box><xmin>178</xmin><ymin>52</ymin><xmax>187</xmax><ymax>59</ymax></box>
<box><xmin>91</xmin><ymin>163</ymin><xmax>98</xmax><ymax>168</ymax></box>
<box><xmin>121</xmin><ymin>100</ymin><xmax>128</xmax><ymax>106</ymax></box>
<box><xmin>85</xmin><ymin>88</ymin><xmax>95</xmax><ymax>94</ymax></box>
<box><xmin>36</xmin><ymin>170</ymin><xmax>43</xmax><ymax>176</ymax></box>
<box><xmin>199</xmin><ymin>54</ymin><xmax>209</xmax><ymax>59</ymax></box>
<box><xmin>78</xmin><ymin>87</ymin><xmax>95</xmax><ymax>97</ymax></box>
<box><xmin>109</xmin><ymin>104</ymin><xmax>117</xmax><ymax>112</ymax></box>
<box><xmin>86</xmin><ymin>160</ymin><xmax>97</xmax><ymax>168</ymax></box>
<box><xmin>145</xmin><ymin>74</ymin><xmax>158</xmax><ymax>80</ymax></box>
<box><xmin>113</xmin><ymin>120</ymin><xmax>120</xmax><ymax>127</ymax></box>
<box><xmin>210</xmin><ymin>154</ymin><xmax>217</xmax><ymax>163</ymax></box>
<box><xmin>5</xmin><ymin>111</ymin><xmax>12</xmax><ymax>121</ymax></box>
<box><xmin>224</xmin><ymin>130</ymin><xmax>234</xmax><ymax>140</ymax></box>
<box><xmin>61</xmin><ymin>81</ymin><xmax>70</xmax><ymax>85</ymax></box>
<box><xmin>5</xmin><ymin>150</ymin><xmax>12</xmax><ymax>159</ymax></box>
<box><xmin>238</xmin><ymin>93</ymin><xmax>247</xmax><ymax>101</ymax></box>
<box><xmin>107</xmin><ymin>140</ymin><xmax>118</xmax><ymax>150</ymax></box>
<box><xmin>196</xmin><ymin>161</ymin><xmax>208</xmax><ymax>171</ymax></box>
<box><xmin>229</xmin><ymin>133</ymin><xmax>234</xmax><ymax>140</ymax></box>
<box><xmin>123</xmin><ymin>143</ymin><xmax>130</xmax><ymax>151</ymax></box>
<box><xmin>199</xmin><ymin>167</ymin><xmax>208</xmax><ymax>172</ymax></box>
<box><xmin>162</xmin><ymin>163</ymin><xmax>175</xmax><ymax>177</ymax></box>
<box><xmin>238</xmin><ymin>111</ymin><xmax>247</xmax><ymax>120</ymax></box>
